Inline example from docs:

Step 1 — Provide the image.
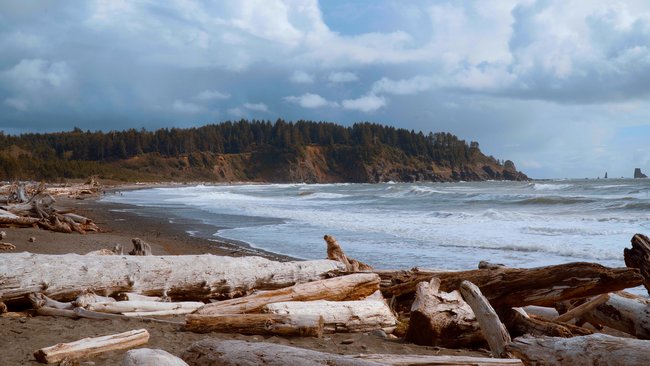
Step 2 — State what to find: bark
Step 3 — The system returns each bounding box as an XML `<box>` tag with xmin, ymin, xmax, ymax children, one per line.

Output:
<box><xmin>324</xmin><ymin>235</ymin><xmax>372</xmax><ymax>271</ymax></box>
<box><xmin>507</xmin><ymin>333</ymin><xmax>650</xmax><ymax>366</ymax></box>
<box><xmin>0</xmin><ymin>253</ymin><xmax>344</xmax><ymax>307</ymax></box>
<box><xmin>459</xmin><ymin>281</ymin><xmax>511</xmax><ymax>358</ymax></box>
<box><xmin>184</xmin><ymin>314</ymin><xmax>324</xmax><ymax>337</ymax></box>
<box><xmin>34</xmin><ymin>329</ymin><xmax>149</xmax><ymax>364</ymax></box>
<box><xmin>263</xmin><ymin>297</ymin><xmax>397</xmax><ymax>333</ymax></box>
<box><xmin>405</xmin><ymin>278</ymin><xmax>484</xmax><ymax>348</ymax></box>
<box><xmin>181</xmin><ymin>339</ymin><xmax>384</xmax><ymax>366</ymax></box>
<box><xmin>624</xmin><ymin>233</ymin><xmax>650</xmax><ymax>295</ymax></box>
<box><xmin>194</xmin><ymin>273</ymin><xmax>379</xmax><ymax>315</ymax></box>
<box><xmin>581</xmin><ymin>292</ymin><xmax>650</xmax><ymax>339</ymax></box>
<box><xmin>378</xmin><ymin>262</ymin><xmax>642</xmax><ymax>308</ymax></box>
<box><xmin>123</xmin><ymin>348</ymin><xmax>188</xmax><ymax>366</ymax></box>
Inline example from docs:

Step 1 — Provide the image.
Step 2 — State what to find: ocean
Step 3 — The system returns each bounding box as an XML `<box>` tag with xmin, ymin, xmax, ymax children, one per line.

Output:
<box><xmin>102</xmin><ymin>179</ymin><xmax>650</xmax><ymax>272</ymax></box>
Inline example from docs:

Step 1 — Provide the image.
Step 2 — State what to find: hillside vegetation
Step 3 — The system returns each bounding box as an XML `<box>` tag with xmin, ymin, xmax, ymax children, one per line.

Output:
<box><xmin>0</xmin><ymin>120</ymin><xmax>527</xmax><ymax>183</ymax></box>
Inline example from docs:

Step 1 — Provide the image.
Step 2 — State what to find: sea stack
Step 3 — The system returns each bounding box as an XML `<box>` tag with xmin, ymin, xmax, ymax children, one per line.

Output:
<box><xmin>634</xmin><ymin>168</ymin><xmax>647</xmax><ymax>179</ymax></box>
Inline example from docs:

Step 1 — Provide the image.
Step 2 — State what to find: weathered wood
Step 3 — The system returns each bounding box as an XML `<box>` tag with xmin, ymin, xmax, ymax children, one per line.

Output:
<box><xmin>181</xmin><ymin>339</ymin><xmax>384</xmax><ymax>366</ymax></box>
<box><xmin>624</xmin><ymin>233</ymin><xmax>650</xmax><ymax>295</ymax></box>
<box><xmin>34</xmin><ymin>329</ymin><xmax>149</xmax><ymax>364</ymax></box>
<box><xmin>459</xmin><ymin>281</ymin><xmax>510</xmax><ymax>358</ymax></box>
<box><xmin>581</xmin><ymin>292</ymin><xmax>650</xmax><ymax>339</ymax></box>
<box><xmin>123</xmin><ymin>348</ymin><xmax>188</xmax><ymax>366</ymax></box>
<box><xmin>129</xmin><ymin>238</ymin><xmax>152</xmax><ymax>256</ymax></box>
<box><xmin>501</xmin><ymin>308</ymin><xmax>592</xmax><ymax>338</ymax></box>
<box><xmin>87</xmin><ymin>300</ymin><xmax>204</xmax><ymax>314</ymax></box>
<box><xmin>324</xmin><ymin>234</ymin><xmax>372</xmax><ymax>271</ymax></box>
<box><xmin>0</xmin><ymin>216</ymin><xmax>40</xmax><ymax>227</ymax></box>
<box><xmin>378</xmin><ymin>262</ymin><xmax>642</xmax><ymax>308</ymax></box>
<box><xmin>0</xmin><ymin>242</ymin><xmax>16</xmax><ymax>250</ymax></box>
<box><xmin>405</xmin><ymin>278</ymin><xmax>484</xmax><ymax>348</ymax></box>
<box><xmin>185</xmin><ymin>314</ymin><xmax>324</xmax><ymax>337</ymax></box>
<box><xmin>353</xmin><ymin>354</ymin><xmax>524</xmax><ymax>365</ymax></box>
<box><xmin>118</xmin><ymin>293</ymin><xmax>164</xmax><ymax>302</ymax></box>
<box><xmin>29</xmin><ymin>293</ymin><xmax>74</xmax><ymax>310</ymax></box>
<box><xmin>0</xmin><ymin>253</ymin><xmax>344</xmax><ymax>306</ymax></box>
<box><xmin>554</xmin><ymin>294</ymin><xmax>609</xmax><ymax>323</ymax></box>
<box><xmin>74</xmin><ymin>292</ymin><xmax>116</xmax><ymax>307</ymax></box>
<box><xmin>194</xmin><ymin>273</ymin><xmax>379</xmax><ymax>315</ymax></box>
<box><xmin>507</xmin><ymin>333</ymin><xmax>650</xmax><ymax>366</ymax></box>
<box><xmin>263</xmin><ymin>297</ymin><xmax>397</xmax><ymax>333</ymax></box>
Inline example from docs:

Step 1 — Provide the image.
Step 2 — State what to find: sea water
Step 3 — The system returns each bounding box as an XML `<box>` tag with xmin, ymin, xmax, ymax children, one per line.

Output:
<box><xmin>102</xmin><ymin>179</ymin><xmax>650</xmax><ymax>271</ymax></box>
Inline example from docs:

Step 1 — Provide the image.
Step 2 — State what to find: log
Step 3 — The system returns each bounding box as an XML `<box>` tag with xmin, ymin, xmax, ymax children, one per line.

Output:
<box><xmin>0</xmin><ymin>253</ymin><xmax>344</xmax><ymax>306</ymax></box>
<box><xmin>624</xmin><ymin>233</ymin><xmax>650</xmax><ymax>295</ymax></box>
<box><xmin>324</xmin><ymin>234</ymin><xmax>372</xmax><ymax>271</ymax></box>
<box><xmin>378</xmin><ymin>262</ymin><xmax>642</xmax><ymax>308</ymax></box>
<box><xmin>123</xmin><ymin>348</ymin><xmax>188</xmax><ymax>366</ymax></box>
<box><xmin>87</xmin><ymin>300</ymin><xmax>204</xmax><ymax>314</ymax></box>
<box><xmin>0</xmin><ymin>216</ymin><xmax>40</xmax><ymax>227</ymax></box>
<box><xmin>194</xmin><ymin>273</ymin><xmax>379</xmax><ymax>315</ymax></box>
<box><xmin>74</xmin><ymin>292</ymin><xmax>116</xmax><ymax>307</ymax></box>
<box><xmin>501</xmin><ymin>308</ymin><xmax>592</xmax><ymax>338</ymax></box>
<box><xmin>184</xmin><ymin>314</ymin><xmax>324</xmax><ymax>337</ymax></box>
<box><xmin>118</xmin><ymin>292</ymin><xmax>164</xmax><ymax>302</ymax></box>
<box><xmin>459</xmin><ymin>281</ymin><xmax>510</xmax><ymax>358</ymax></box>
<box><xmin>581</xmin><ymin>292</ymin><xmax>650</xmax><ymax>339</ymax></box>
<box><xmin>181</xmin><ymin>339</ymin><xmax>384</xmax><ymax>366</ymax></box>
<box><xmin>353</xmin><ymin>354</ymin><xmax>524</xmax><ymax>365</ymax></box>
<box><xmin>554</xmin><ymin>294</ymin><xmax>609</xmax><ymax>323</ymax></box>
<box><xmin>129</xmin><ymin>238</ymin><xmax>152</xmax><ymax>256</ymax></box>
<box><xmin>0</xmin><ymin>242</ymin><xmax>16</xmax><ymax>250</ymax></box>
<box><xmin>405</xmin><ymin>278</ymin><xmax>484</xmax><ymax>348</ymax></box>
<box><xmin>34</xmin><ymin>329</ymin><xmax>150</xmax><ymax>364</ymax></box>
<box><xmin>29</xmin><ymin>293</ymin><xmax>74</xmax><ymax>310</ymax></box>
<box><xmin>263</xmin><ymin>298</ymin><xmax>397</xmax><ymax>333</ymax></box>
<box><xmin>507</xmin><ymin>333</ymin><xmax>650</xmax><ymax>366</ymax></box>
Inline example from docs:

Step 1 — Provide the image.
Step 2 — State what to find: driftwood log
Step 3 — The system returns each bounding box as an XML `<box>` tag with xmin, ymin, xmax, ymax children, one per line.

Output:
<box><xmin>405</xmin><ymin>278</ymin><xmax>484</xmax><ymax>348</ymax></box>
<box><xmin>501</xmin><ymin>307</ymin><xmax>592</xmax><ymax>338</ymax></box>
<box><xmin>0</xmin><ymin>253</ymin><xmax>344</xmax><ymax>307</ymax></box>
<box><xmin>263</xmin><ymin>297</ymin><xmax>397</xmax><ymax>333</ymax></box>
<box><xmin>123</xmin><ymin>348</ymin><xmax>188</xmax><ymax>366</ymax></box>
<box><xmin>624</xmin><ymin>233</ymin><xmax>650</xmax><ymax>295</ymax></box>
<box><xmin>194</xmin><ymin>273</ymin><xmax>379</xmax><ymax>315</ymax></box>
<box><xmin>324</xmin><ymin>235</ymin><xmax>372</xmax><ymax>271</ymax></box>
<box><xmin>507</xmin><ymin>333</ymin><xmax>650</xmax><ymax>366</ymax></box>
<box><xmin>34</xmin><ymin>329</ymin><xmax>149</xmax><ymax>364</ymax></box>
<box><xmin>185</xmin><ymin>314</ymin><xmax>324</xmax><ymax>336</ymax></box>
<box><xmin>87</xmin><ymin>300</ymin><xmax>204</xmax><ymax>315</ymax></box>
<box><xmin>378</xmin><ymin>262</ymin><xmax>642</xmax><ymax>308</ymax></box>
<box><xmin>353</xmin><ymin>354</ymin><xmax>524</xmax><ymax>365</ymax></box>
<box><xmin>581</xmin><ymin>292</ymin><xmax>650</xmax><ymax>339</ymax></box>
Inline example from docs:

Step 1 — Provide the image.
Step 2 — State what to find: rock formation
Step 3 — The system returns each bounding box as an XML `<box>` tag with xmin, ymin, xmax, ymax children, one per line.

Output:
<box><xmin>634</xmin><ymin>168</ymin><xmax>647</xmax><ymax>179</ymax></box>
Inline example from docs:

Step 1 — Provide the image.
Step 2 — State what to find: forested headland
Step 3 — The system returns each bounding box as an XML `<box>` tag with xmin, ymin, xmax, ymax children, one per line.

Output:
<box><xmin>0</xmin><ymin>120</ymin><xmax>527</xmax><ymax>183</ymax></box>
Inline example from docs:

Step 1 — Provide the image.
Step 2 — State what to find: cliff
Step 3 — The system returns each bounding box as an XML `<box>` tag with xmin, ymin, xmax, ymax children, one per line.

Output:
<box><xmin>634</xmin><ymin>168</ymin><xmax>647</xmax><ymax>179</ymax></box>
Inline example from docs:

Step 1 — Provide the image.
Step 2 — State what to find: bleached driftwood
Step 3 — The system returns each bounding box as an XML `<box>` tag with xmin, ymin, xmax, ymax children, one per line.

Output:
<box><xmin>378</xmin><ymin>262</ymin><xmax>642</xmax><ymax>308</ymax></box>
<box><xmin>0</xmin><ymin>253</ymin><xmax>344</xmax><ymax>306</ymax></box>
<box><xmin>263</xmin><ymin>296</ymin><xmax>397</xmax><ymax>333</ymax></box>
<box><xmin>459</xmin><ymin>280</ymin><xmax>511</xmax><ymax>358</ymax></box>
<box><xmin>129</xmin><ymin>238</ymin><xmax>152</xmax><ymax>256</ymax></box>
<box><xmin>581</xmin><ymin>292</ymin><xmax>650</xmax><ymax>339</ymax></box>
<box><xmin>87</xmin><ymin>300</ymin><xmax>203</xmax><ymax>315</ymax></box>
<box><xmin>123</xmin><ymin>348</ymin><xmax>188</xmax><ymax>366</ymax></box>
<box><xmin>185</xmin><ymin>314</ymin><xmax>324</xmax><ymax>337</ymax></box>
<box><xmin>118</xmin><ymin>293</ymin><xmax>164</xmax><ymax>302</ymax></box>
<box><xmin>353</xmin><ymin>354</ymin><xmax>524</xmax><ymax>365</ymax></box>
<box><xmin>405</xmin><ymin>278</ymin><xmax>484</xmax><ymax>348</ymax></box>
<box><xmin>34</xmin><ymin>329</ymin><xmax>149</xmax><ymax>364</ymax></box>
<box><xmin>507</xmin><ymin>333</ymin><xmax>650</xmax><ymax>366</ymax></box>
<box><xmin>194</xmin><ymin>273</ymin><xmax>379</xmax><ymax>315</ymax></box>
<box><xmin>324</xmin><ymin>234</ymin><xmax>372</xmax><ymax>271</ymax></box>
<box><xmin>554</xmin><ymin>294</ymin><xmax>609</xmax><ymax>323</ymax></box>
<box><xmin>74</xmin><ymin>292</ymin><xmax>116</xmax><ymax>307</ymax></box>
<box><xmin>521</xmin><ymin>306</ymin><xmax>559</xmax><ymax>320</ymax></box>
<box><xmin>29</xmin><ymin>293</ymin><xmax>74</xmax><ymax>310</ymax></box>
<box><xmin>624</xmin><ymin>233</ymin><xmax>650</xmax><ymax>295</ymax></box>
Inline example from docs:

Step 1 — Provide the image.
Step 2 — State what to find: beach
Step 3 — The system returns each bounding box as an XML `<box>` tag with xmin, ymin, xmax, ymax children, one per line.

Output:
<box><xmin>0</xmin><ymin>190</ymin><xmax>492</xmax><ymax>365</ymax></box>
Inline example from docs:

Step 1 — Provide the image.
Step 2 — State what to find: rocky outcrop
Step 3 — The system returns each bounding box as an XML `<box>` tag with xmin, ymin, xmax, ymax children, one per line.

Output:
<box><xmin>634</xmin><ymin>168</ymin><xmax>647</xmax><ymax>179</ymax></box>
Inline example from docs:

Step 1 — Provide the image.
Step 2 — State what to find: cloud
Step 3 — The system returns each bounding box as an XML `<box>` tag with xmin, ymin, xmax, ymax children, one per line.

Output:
<box><xmin>371</xmin><ymin>75</ymin><xmax>434</xmax><ymax>95</ymax></box>
<box><xmin>172</xmin><ymin>100</ymin><xmax>205</xmax><ymax>114</ymax></box>
<box><xmin>4</xmin><ymin>97</ymin><xmax>28</xmax><ymax>111</ymax></box>
<box><xmin>289</xmin><ymin>71</ymin><xmax>314</xmax><ymax>84</ymax></box>
<box><xmin>2</xmin><ymin>58</ymin><xmax>72</xmax><ymax>90</ymax></box>
<box><xmin>342</xmin><ymin>94</ymin><xmax>386</xmax><ymax>112</ymax></box>
<box><xmin>194</xmin><ymin>90</ymin><xmax>230</xmax><ymax>101</ymax></box>
<box><xmin>227</xmin><ymin>107</ymin><xmax>245</xmax><ymax>117</ymax></box>
<box><xmin>284</xmin><ymin>93</ymin><xmax>338</xmax><ymax>108</ymax></box>
<box><xmin>328</xmin><ymin>71</ymin><xmax>358</xmax><ymax>83</ymax></box>
<box><xmin>243</xmin><ymin>102</ymin><xmax>269</xmax><ymax>112</ymax></box>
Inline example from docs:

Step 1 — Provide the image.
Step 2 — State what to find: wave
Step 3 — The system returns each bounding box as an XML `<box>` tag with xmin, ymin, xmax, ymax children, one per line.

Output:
<box><xmin>532</xmin><ymin>183</ymin><xmax>573</xmax><ymax>191</ymax></box>
<box><xmin>515</xmin><ymin>196</ymin><xmax>595</xmax><ymax>205</ymax></box>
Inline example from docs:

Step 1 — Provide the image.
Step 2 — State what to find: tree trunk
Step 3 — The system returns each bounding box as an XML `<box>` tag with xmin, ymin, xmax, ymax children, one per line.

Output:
<box><xmin>507</xmin><ymin>333</ymin><xmax>650</xmax><ymax>366</ymax></box>
<box><xmin>263</xmin><ymin>297</ymin><xmax>397</xmax><ymax>333</ymax></box>
<box><xmin>405</xmin><ymin>278</ymin><xmax>484</xmax><ymax>348</ymax></box>
<box><xmin>581</xmin><ymin>292</ymin><xmax>650</xmax><ymax>339</ymax></box>
<box><xmin>624</xmin><ymin>233</ymin><xmax>650</xmax><ymax>295</ymax></box>
<box><xmin>181</xmin><ymin>339</ymin><xmax>385</xmax><ymax>366</ymax></box>
<box><xmin>123</xmin><ymin>348</ymin><xmax>188</xmax><ymax>366</ymax></box>
<box><xmin>459</xmin><ymin>281</ymin><xmax>511</xmax><ymax>358</ymax></box>
<box><xmin>0</xmin><ymin>253</ymin><xmax>344</xmax><ymax>307</ymax></box>
<box><xmin>34</xmin><ymin>329</ymin><xmax>149</xmax><ymax>364</ymax></box>
<box><xmin>194</xmin><ymin>273</ymin><xmax>380</xmax><ymax>315</ymax></box>
<box><xmin>184</xmin><ymin>314</ymin><xmax>324</xmax><ymax>337</ymax></box>
<box><xmin>378</xmin><ymin>262</ymin><xmax>642</xmax><ymax>308</ymax></box>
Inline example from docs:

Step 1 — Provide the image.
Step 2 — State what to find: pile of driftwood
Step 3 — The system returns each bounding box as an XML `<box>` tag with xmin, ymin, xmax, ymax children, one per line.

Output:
<box><xmin>0</xmin><ymin>181</ymin><xmax>100</xmax><ymax>237</ymax></box>
<box><xmin>3</xmin><ymin>234</ymin><xmax>650</xmax><ymax>365</ymax></box>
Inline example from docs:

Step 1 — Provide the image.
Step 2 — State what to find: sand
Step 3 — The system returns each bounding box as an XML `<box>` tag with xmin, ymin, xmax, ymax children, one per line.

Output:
<box><xmin>0</xmin><ymin>192</ymin><xmax>491</xmax><ymax>365</ymax></box>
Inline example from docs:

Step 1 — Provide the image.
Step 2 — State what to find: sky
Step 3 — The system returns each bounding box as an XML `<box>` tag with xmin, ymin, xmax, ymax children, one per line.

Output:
<box><xmin>1</xmin><ymin>1</ymin><xmax>650</xmax><ymax>179</ymax></box>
